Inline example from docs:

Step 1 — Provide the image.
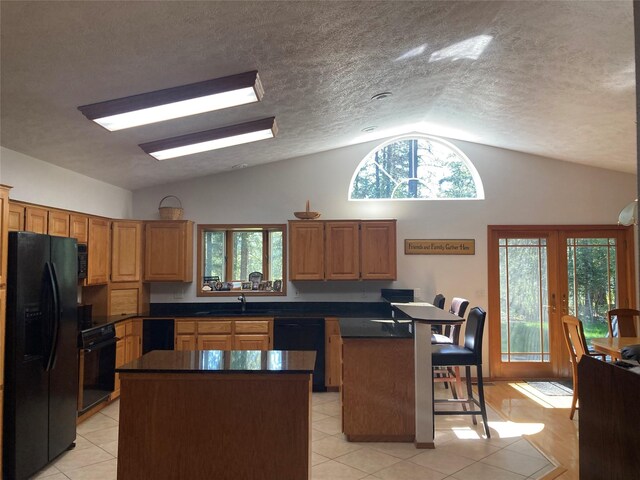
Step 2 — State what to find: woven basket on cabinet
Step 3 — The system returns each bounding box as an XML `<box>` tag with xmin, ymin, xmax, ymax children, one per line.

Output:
<box><xmin>158</xmin><ymin>195</ymin><xmax>184</xmax><ymax>220</ymax></box>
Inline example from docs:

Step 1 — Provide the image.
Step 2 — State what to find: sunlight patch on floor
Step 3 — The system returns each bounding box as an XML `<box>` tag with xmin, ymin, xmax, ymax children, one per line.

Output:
<box><xmin>509</xmin><ymin>382</ymin><xmax>574</xmax><ymax>409</ymax></box>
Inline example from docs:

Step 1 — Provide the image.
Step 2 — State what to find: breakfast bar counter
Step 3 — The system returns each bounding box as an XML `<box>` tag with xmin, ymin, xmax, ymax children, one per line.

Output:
<box><xmin>339</xmin><ymin>317</ymin><xmax>415</xmax><ymax>442</ymax></box>
<box><xmin>339</xmin><ymin>306</ymin><xmax>463</xmax><ymax>448</ymax></box>
<box><xmin>116</xmin><ymin>350</ymin><xmax>315</xmax><ymax>480</ymax></box>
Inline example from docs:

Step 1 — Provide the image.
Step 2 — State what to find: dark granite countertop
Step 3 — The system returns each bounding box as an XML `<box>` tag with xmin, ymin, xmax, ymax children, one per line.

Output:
<box><xmin>339</xmin><ymin>317</ymin><xmax>413</xmax><ymax>338</ymax></box>
<box><xmin>150</xmin><ymin>301</ymin><xmax>393</xmax><ymax>319</ymax></box>
<box><xmin>79</xmin><ymin>302</ymin><xmax>398</xmax><ymax>333</ymax></box>
<box><xmin>392</xmin><ymin>303</ymin><xmax>463</xmax><ymax>324</ymax></box>
<box><xmin>117</xmin><ymin>349</ymin><xmax>316</xmax><ymax>374</ymax></box>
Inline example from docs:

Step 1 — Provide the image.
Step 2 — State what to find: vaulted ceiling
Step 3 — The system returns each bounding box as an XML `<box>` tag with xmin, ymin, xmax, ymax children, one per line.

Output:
<box><xmin>0</xmin><ymin>1</ymin><xmax>635</xmax><ymax>190</ymax></box>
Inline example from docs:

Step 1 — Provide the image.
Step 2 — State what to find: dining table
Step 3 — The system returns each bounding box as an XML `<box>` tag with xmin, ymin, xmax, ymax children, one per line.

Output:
<box><xmin>391</xmin><ymin>302</ymin><xmax>464</xmax><ymax>448</ymax></box>
<box><xmin>590</xmin><ymin>336</ymin><xmax>640</xmax><ymax>360</ymax></box>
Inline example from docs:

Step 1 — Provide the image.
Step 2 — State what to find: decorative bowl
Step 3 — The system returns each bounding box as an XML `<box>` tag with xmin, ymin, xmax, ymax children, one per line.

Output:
<box><xmin>294</xmin><ymin>200</ymin><xmax>321</xmax><ymax>220</ymax></box>
<box><xmin>294</xmin><ymin>210</ymin><xmax>321</xmax><ymax>220</ymax></box>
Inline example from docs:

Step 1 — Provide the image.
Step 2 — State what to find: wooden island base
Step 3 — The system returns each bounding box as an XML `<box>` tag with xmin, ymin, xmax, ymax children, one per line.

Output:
<box><xmin>117</xmin><ymin>372</ymin><xmax>311</xmax><ymax>480</ymax></box>
<box><xmin>342</xmin><ymin>338</ymin><xmax>415</xmax><ymax>442</ymax></box>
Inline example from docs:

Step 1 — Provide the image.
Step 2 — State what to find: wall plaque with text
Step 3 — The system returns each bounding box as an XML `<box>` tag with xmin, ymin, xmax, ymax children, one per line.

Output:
<box><xmin>404</xmin><ymin>239</ymin><xmax>475</xmax><ymax>255</ymax></box>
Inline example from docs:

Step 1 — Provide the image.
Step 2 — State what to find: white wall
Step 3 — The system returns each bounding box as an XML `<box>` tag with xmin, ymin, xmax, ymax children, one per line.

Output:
<box><xmin>133</xmin><ymin>137</ymin><xmax>637</xmax><ymax>310</ymax></box>
<box><xmin>0</xmin><ymin>147</ymin><xmax>133</xmax><ymax>218</ymax></box>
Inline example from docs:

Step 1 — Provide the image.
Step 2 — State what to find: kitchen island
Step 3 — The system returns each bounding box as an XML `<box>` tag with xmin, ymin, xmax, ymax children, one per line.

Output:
<box><xmin>340</xmin><ymin>306</ymin><xmax>463</xmax><ymax>448</ymax></box>
<box><xmin>340</xmin><ymin>318</ymin><xmax>415</xmax><ymax>442</ymax></box>
<box><xmin>116</xmin><ymin>349</ymin><xmax>315</xmax><ymax>480</ymax></box>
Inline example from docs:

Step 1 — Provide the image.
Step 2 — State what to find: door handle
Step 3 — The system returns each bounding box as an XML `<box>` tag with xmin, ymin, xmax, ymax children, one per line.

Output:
<box><xmin>550</xmin><ymin>293</ymin><xmax>557</xmax><ymax>313</ymax></box>
<box><xmin>561</xmin><ymin>293</ymin><xmax>568</xmax><ymax>315</ymax></box>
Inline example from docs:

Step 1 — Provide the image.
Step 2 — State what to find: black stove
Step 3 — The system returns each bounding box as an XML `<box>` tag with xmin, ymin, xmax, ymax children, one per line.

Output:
<box><xmin>79</xmin><ymin>323</ymin><xmax>116</xmax><ymax>349</ymax></box>
<box><xmin>77</xmin><ymin>304</ymin><xmax>118</xmax><ymax>348</ymax></box>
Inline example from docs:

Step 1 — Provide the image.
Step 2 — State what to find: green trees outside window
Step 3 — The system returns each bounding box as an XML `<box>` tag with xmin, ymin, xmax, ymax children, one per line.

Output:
<box><xmin>199</xmin><ymin>224</ymin><xmax>285</xmax><ymax>295</ymax></box>
<box><xmin>350</xmin><ymin>135</ymin><xmax>483</xmax><ymax>200</ymax></box>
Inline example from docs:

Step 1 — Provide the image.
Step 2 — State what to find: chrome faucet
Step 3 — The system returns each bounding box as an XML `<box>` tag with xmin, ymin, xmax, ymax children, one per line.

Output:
<box><xmin>237</xmin><ymin>293</ymin><xmax>247</xmax><ymax>313</ymax></box>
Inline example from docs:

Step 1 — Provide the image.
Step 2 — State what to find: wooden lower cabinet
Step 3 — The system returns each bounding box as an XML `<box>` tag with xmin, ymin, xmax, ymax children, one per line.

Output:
<box><xmin>175</xmin><ymin>334</ymin><xmax>197</xmax><ymax>351</ymax></box>
<box><xmin>113</xmin><ymin>324</ymin><xmax>126</xmax><ymax>398</ymax></box>
<box><xmin>324</xmin><ymin>317</ymin><xmax>342</xmax><ymax>388</ymax></box>
<box><xmin>174</xmin><ymin>318</ymin><xmax>273</xmax><ymax>351</ymax></box>
<box><xmin>198</xmin><ymin>334</ymin><xmax>233</xmax><ymax>350</ymax></box>
<box><xmin>111</xmin><ymin>319</ymin><xmax>142</xmax><ymax>400</ymax></box>
<box><xmin>127</xmin><ymin>320</ymin><xmax>142</xmax><ymax>361</ymax></box>
<box><xmin>233</xmin><ymin>334</ymin><xmax>269</xmax><ymax>350</ymax></box>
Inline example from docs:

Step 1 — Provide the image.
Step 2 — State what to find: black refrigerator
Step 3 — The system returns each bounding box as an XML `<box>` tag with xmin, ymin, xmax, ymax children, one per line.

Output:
<box><xmin>4</xmin><ymin>232</ymin><xmax>79</xmax><ymax>480</ymax></box>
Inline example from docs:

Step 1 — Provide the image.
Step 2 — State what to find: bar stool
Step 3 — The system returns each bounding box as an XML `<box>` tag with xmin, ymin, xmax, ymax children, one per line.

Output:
<box><xmin>432</xmin><ymin>307</ymin><xmax>490</xmax><ymax>438</ymax></box>
<box><xmin>431</xmin><ymin>294</ymin><xmax>446</xmax><ymax>335</ymax></box>
<box><xmin>433</xmin><ymin>297</ymin><xmax>469</xmax><ymax>345</ymax></box>
<box><xmin>432</xmin><ymin>297</ymin><xmax>469</xmax><ymax>395</ymax></box>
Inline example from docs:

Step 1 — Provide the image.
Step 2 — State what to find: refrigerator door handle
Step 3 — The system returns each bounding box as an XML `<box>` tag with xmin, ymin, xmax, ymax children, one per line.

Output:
<box><xmin>44</xmin><ymin>262</ymin><xmax>61</xmax><ymax>372</ymax></box>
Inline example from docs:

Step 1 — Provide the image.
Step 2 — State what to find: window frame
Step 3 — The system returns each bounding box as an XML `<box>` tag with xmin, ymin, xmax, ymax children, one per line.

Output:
<box><xmin>348</xmin><ymin>134</ymin><xmax>485</xmax><ymax>201</ymax></box>
<box><xmin>197</xmin><ymin>223</ymin><xmax>287</xmax><ymax>297</ymax></box>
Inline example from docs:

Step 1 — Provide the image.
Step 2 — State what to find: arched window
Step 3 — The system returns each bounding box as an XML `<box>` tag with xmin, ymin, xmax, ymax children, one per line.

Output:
<box><xmin>349</xmin><ymin>135</ymin><xmax>484</xmax><ymax>200</ymax></box>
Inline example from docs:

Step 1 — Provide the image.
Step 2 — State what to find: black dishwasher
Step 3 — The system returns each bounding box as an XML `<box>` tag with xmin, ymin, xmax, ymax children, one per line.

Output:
<box><xmin>142</xmin><ymin>319</ymin><xmax>175</xmax><ymax>354</ymax></box>
<box><xmin>273</xmin><ymin>318</ymin><xmax>325</xmax><ymax>391</ymax></box>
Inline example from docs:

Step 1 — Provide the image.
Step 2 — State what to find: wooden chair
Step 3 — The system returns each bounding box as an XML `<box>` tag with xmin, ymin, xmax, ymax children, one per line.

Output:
<box><xmin>561</xmin><ymin>315</ymin><xmax>606</xmax><ymax>420</ymax></box>
<box><xmin>607</xmin><ymin>308</ymin><xmax>639</xmax><ymax>337</ymax></box>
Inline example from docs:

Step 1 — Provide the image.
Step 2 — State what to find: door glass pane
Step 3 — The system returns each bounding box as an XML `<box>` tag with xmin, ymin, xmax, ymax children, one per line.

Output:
<box><xmin>566</xmin><ymin>237</ymin><xmax>616</xmax><ymax>346</ymax></box>
<box><xmin>499</xmin><ymin>238</ymin><xmax>550</xmax><ymax>362</ymax></box>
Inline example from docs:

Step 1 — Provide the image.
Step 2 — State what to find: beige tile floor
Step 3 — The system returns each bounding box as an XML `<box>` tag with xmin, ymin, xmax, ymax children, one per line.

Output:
<box><xmin>31</xmin><ymin>385</ymin><xmax>557</xmax><ymax>480</ymax></box>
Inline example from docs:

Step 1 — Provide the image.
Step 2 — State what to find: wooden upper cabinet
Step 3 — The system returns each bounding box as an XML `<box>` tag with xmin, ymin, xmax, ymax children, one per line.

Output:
<box><xmin>360</xmin><ymin>220</ymin><xmax>397</xmax><ymax>280</ymax></box>
<box><xmin>70</xmin><ymin>214</ymin><xmax>89</xmax><ymax>244</ymax></box>
<box><xmin>8</xmin><ymin>202</ymin><xmax>24</xmax><ymax>232</ymax></box>
<box><xmin>87</xmin><ymin>217</ymin><xmax>110</xmax><ymax>285</ymax></box>
<box><xmin>48</xmin><ymin>210</ymin><xmax>70</xmax><ymax>237</ymax></box>
<box><xmin>0</xmin><ymin>186</ymin><xmax>10</xmax><ymax>287</ymax></box>
<box><xmin>111</xmin><ymin>221</ymin><xmax>142</xmax><ymax>282</ymax></box>
<box><xmin>289</xmin><ymin>219</ymin><xmax>397</xmax><ymax>281</ymax></box>
<box><xmin>289</xmin><ymin>221</ymin><xmax>325</xmax><ymax>280</ymax></box>
<box><xmin>144</xmin><ymin>221</ymin><xmax>193</xmax><ymax>282</ymax></box>
<box><xmin>25</xmin><ymin>206</ymin><xmax>48</xmax><ymax>234</ymax></box>
<box><xmin>325</xmin><ymin>221</ymin><xmax>360</xmax><ymax>280</ymax></box>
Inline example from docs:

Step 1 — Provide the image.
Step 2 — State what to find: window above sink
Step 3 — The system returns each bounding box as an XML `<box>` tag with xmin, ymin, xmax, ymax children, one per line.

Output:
<box><xmin>197</xmin><ymin>224</ymin><xmax>286</xmax><ymax>296</ymax></box>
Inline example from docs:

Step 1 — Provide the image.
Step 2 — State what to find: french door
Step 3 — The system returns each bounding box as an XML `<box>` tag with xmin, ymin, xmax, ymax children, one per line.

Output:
<box><xmin>488</xmin><ymin>225</ymin><xmax>635</xmax><ymax>379</ymax></box>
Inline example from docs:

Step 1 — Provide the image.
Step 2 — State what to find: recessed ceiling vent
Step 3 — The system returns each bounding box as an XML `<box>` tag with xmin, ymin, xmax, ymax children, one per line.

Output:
<box><xmin>371</xmin><ymin>92</ymin><xmax>393</xmax><ymax>101</ymax></box>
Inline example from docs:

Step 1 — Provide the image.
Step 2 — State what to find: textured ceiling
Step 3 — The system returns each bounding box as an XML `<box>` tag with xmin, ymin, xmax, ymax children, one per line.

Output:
<box><xmin>0</xmin><ymin>1</ymin><xmax>635</xmax><ymax>191</ymax></box>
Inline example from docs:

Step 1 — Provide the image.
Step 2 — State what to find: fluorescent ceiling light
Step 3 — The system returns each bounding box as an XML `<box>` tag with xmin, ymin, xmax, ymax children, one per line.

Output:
<box><xmin>139</xmin><ymin>117</ymin><xmax>278</xmax><ymax>160</ymax></box>
<box><xmin>78</xmin><ymin>71</ymin><xmax>264</xmax><ymax>131</ymax></box>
